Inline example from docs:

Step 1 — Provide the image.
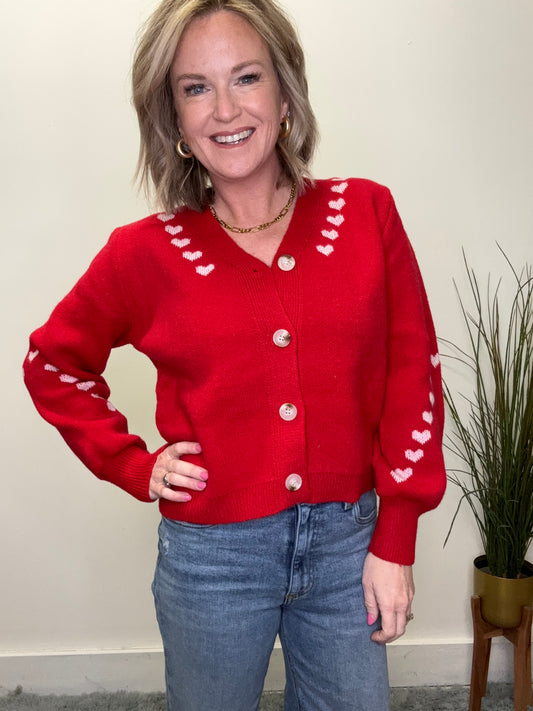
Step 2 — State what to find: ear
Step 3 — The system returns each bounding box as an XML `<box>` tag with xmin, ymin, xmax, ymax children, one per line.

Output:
<box><xmin>280</xmin><ymin>98</ymin><xmax>289</xmax><ymax>121</ymax></box>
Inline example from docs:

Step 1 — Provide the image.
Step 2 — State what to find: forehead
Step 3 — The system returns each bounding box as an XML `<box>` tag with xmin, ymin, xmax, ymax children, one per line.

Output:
<box><xmin>173</xmin><ymin>10</ymin><xmax>272</xmax><ymax>73</ymax></box>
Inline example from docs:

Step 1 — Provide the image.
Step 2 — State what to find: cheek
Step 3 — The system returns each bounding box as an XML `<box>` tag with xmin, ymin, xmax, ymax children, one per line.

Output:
<box><xmin>175</xmin><ymin>105</ymin><xmax>199</xmax><ymax>138</ymax></box>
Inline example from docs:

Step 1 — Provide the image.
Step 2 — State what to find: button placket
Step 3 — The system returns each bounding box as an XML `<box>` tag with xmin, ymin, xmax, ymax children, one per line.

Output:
<box><xmin>264</xmin><ymin>254</ymin><xmax>304</xmax><ymax>496</ymax></box>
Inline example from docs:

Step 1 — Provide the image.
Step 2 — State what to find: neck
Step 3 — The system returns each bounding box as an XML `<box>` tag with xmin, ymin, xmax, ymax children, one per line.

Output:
<box><xmin>210</xmin><ymin>167</ymin><xmax>291</xmax><ymax>231</ymax></box>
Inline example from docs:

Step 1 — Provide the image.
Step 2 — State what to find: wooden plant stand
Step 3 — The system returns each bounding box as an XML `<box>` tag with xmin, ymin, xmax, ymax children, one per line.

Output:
<box><xmin>469</xmin><ymin>595</ymin><xmax>533</xmax><ymax>711</ymax></box>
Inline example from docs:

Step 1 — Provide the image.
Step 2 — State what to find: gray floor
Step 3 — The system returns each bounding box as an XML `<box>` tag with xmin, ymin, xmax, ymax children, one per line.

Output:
<box><xmin>0</xmin><ymin>684</ymin><xmax>530</xmax><ymax>710</ymax></box>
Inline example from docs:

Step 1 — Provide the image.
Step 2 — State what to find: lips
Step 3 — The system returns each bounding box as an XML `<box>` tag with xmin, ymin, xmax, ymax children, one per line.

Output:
<box><xmin>212</xmin><ymin>128</ymin><xmax>254</xmax><ymax>145</ymax></box>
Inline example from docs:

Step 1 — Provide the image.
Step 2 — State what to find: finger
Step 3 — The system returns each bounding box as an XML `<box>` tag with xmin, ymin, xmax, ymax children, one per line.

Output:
<box><xmin>371</xmin><ymin>609</ymin><xmax>398</xmax><ymax>645</ymax></box>
<box><xmin>364</xmin><ymin>592</ymin><xmax>380</xmax><ymax>628</ymax></box>
<box><xmin>158</xmin><ymin>485</ymin><xmax>193</xmax><ymax>503</ymax></box>
<box><xmin>164</xmin><ymin>462</ymin><xmax>208</xmax><ymax>491</ymax></box>
<box><xmin>150</xmin><ymin>472</ymin><xmax>194</xmax><ymax>503</ymax></box>
<box><xmin>362</xmin><ymin>573</ymin><xmax>379</xmax><ymax>627</ymax></box>
<box><xmin>165</xmin><ymin>441</ymin><xmax>202</xmax><ymax>459</ymax></box>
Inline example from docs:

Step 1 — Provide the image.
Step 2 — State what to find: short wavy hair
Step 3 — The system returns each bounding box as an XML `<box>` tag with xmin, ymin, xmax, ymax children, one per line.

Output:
<box><xmin>132</xmin><ymin>0</ymin><xmax>318</xmax><ymax>212</ymax></box>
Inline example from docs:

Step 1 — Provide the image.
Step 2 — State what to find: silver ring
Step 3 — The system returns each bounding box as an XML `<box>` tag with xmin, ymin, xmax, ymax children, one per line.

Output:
<box><xmin>163</xmin><ymin>474</ymin><xmax>171</xmax><ymax>488</ymax></box>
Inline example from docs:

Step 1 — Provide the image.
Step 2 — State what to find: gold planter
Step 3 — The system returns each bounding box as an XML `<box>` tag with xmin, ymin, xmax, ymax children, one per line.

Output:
<box><xmin>473</xmin><ymin>555</ymin><xmax>533</xmax><ymax>628</ymax></box>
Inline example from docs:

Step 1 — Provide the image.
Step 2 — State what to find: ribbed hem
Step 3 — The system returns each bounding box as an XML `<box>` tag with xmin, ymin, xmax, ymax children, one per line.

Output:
<box><xmin>368</xmin><ymin>496</ymin><xmax>422</xmax><ymax>565</ymax></box>
<box><xmin>158</xmin><ymin>470</ymin><xmax>373</xmax><ymax>525</ymax></box>
<box><xmin>100</xmin><ymin>445</ymin><xmax>164</xmax><ymax>502</ymax></box>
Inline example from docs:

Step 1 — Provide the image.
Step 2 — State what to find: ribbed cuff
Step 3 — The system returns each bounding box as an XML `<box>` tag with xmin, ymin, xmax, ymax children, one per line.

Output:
<box><xmin>368</xmin><ymin>496</ymin><xmax>422</xmax><ymax>565</ymax></box>
<box><xmin>100</xmin><ymin>445</ymin><xmax>165</xmax><ymax>502</ymax></box>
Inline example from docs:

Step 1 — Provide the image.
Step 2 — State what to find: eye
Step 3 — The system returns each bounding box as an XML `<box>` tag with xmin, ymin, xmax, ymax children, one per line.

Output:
<box><xmin>184</xmin><ymin>83</ymin><xmax>206</xmax><ymax>97</ymax></box>
<box><xmin>238</xmin><ymin>72</ymin><xmax>260</xmax><ymax>86</ymax></box>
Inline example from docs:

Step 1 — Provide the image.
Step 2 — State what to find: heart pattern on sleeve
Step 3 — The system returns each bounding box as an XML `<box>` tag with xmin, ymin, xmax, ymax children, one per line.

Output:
<box><xmin>390</xmin><ymin>354</ymin><xmax>440</xmax><ymax>484</ymax></box>
<box><xmin>26</xmin><ymin>349</ymin><xmax>116</xmax><ymax>412</ymax></box>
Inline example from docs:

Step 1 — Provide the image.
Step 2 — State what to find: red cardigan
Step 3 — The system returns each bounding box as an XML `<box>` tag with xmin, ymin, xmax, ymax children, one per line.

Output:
<box><xmin>24</xmin><ymin>178</ymin><xmax>446</xmax><ymax>565</ymax></box>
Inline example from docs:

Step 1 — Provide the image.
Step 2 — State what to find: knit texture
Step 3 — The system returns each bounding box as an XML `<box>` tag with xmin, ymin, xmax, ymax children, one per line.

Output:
<box><xmin>23</xmin><ymin>178</ymin><xmax>446</xmax><ymax>564</ymax></box>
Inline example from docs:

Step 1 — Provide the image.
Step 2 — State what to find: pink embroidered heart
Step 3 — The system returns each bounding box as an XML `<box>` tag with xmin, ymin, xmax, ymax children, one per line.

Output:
<box><xmin>316</xmin><ymin>244</ymin><xmax>334</xmax><ymax>256</ymax></box>
<box><xmin>45</xmin><ymin>364</ymin><xmax>59</xmax><ymax>372</ymax></box>
<box><xmin>171</xmin><ymin>238</ymin><xmax>191</xmax><ymax>249</ymax></box>
<box><xmin>431</xmin><ymin>354</ymin><xmax>440</xmax><ymax>368</ymax></box>
<box><xmin>28</xmin><ymin>350</ymin><xmax>39</xmax><ymax>362</ymax></box>
<box><xmin>76</xmin><ymin>381</ymin><xmax>96</xmax><ymax>391</ymax></box>
<box><xmin>327</xmin><ymin>214</ymin><xmax>344</xmax><ymax>227</ymax></box>
<box><xmin>321</xmin><ymin>229</ymin><xmax>338</xmax><ymax>241</ymax></box>
<box><xmin>391</xmin><ymin>467</ymin><xmax>413</xmax><ymax>483</ymax></box>
<box><xmin>423</xmin><ymin>411</ymin><xmax>434</xmax><ymax>424</ymax></box>
<box><xmin>405</xmin><ymin>449</ymin><xmax>424</xmax><ymax>463</ymax></box>
<box><xmin>60</xmin><ymin>374</ymin><xmax>78</xmax><ymax>384</ymax></box>
<box><xmin>91</xmin><ymin>394</ymin><xmax>117</xmax><ymax>411</ymax></box>
<box><xmin>165</xmin><ymin>225</ymin><xmax>183</xmax><ymax>236</ymax></box>
<box><xmin>429</xmin><ymin>392</ymin><xmax>435</xmax><ymax>406</ymax></box>
<box><xmin>328</xmin><ymin>198</ymin><xmax>346</xmax><ymax>211</ymax></box>
<box><xmin>412</xmin><ymin>429</ymin><xmax>431</xmax><ymax>444</ymax></box>
<box><xmin>331</xmin><ymin>181</ymin><xmax>348</xmax><ymax>194</ymax></box>
<box><xmin>158</xmin><ymin>213</ymin><xmax>175</xmax><ymax>222</ymax></box>
<box><xmin>183</xmin><ymin>250</ymin><xmax>202</xmax><ymax>261</ymax></box>
<box><xmin>196</xmin><ymin>264</ymin><xmax>215</xmax><ymax>276</ymax></box>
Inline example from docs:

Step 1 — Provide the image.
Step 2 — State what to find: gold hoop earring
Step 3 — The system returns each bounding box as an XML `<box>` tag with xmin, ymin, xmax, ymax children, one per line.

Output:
<box><xmin>279</xmin><ymin>114</ymin><xmax>291</xmax><ymax>139</ymax></box>
<box><xmin>176</xmin><ymin>138</ymin><xmax>193</xmax><ymax>159</ymax></box>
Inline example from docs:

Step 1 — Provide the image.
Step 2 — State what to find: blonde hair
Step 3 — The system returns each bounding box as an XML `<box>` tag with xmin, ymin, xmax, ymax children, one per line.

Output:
<box><xmin>132</xmin><ymin>0</ymin><xmax>318</xmax><ymax>212</ymax></box>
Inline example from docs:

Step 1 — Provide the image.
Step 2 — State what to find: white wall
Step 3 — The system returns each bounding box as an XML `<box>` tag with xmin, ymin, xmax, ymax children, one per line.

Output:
<box><xmin>2</xmin><ymin>0</ymin><xmax>532</xmax><ymax>694</ymax></box>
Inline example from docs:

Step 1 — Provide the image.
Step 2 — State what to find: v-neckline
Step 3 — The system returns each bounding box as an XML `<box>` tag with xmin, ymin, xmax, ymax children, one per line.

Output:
<box><xmin>195</xmin><ymin>181</ymin><xmax>324</xmax><ymax>272</ymax></box>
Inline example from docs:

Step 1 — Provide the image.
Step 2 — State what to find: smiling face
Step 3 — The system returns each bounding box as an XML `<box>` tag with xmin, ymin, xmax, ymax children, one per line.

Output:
<box><xmin>170</xmin><ymin>10</ymin><xmax>288</xmax><ymax>189</ymax></box>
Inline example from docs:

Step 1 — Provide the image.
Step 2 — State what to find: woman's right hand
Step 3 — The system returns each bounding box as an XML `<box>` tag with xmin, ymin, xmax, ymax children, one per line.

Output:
<box><xmin>149</xmin><ymin>441</ymin><xmax>208</xmax><ymax>502</ymax></box>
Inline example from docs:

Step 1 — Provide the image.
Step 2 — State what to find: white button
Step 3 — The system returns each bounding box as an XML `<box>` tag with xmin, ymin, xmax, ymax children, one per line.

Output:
<box><xmin>285</xmin><ymin>473</ymin><xmax>302</xmax><ymax>492</ymax></box>
<box><xmin>278</xmin><ymin>254</ymin><xmax>296</xmax><ymax>271</ymax></box>
<box><xmin>273</xmin><ymin>329</ymin><xmax>291</xmax><ymax>348</ymax></box>
<box><xmin>279</xmin><ymin>403</ymin><xmax>297</xmax><ymax>421</ymax></box>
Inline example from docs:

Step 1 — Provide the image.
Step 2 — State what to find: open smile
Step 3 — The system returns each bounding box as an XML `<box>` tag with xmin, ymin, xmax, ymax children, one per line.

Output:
<box><xmin>211</xmin><ymin>129</ymin><xmax>255</xmax><ymax>145</ymax></box>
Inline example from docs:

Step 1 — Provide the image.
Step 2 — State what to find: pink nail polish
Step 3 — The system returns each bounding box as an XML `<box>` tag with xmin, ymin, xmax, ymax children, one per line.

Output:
<box><xmin>367</xmin><ymin>614</ymin><xmax>377</xmax><ymax>626</ymax></box>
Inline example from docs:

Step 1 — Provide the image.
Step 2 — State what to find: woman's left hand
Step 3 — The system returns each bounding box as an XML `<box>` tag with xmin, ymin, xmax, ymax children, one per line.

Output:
<box><xmin>362</xmin><ymin>552</ymin><xmax>414</xmax><ymax>644</ymax></box>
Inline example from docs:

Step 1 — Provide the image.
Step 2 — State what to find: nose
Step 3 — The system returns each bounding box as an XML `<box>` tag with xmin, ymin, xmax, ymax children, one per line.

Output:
<box><xmin>213</xmin><ymin>86</ymin><xmax>240</xmax><ymax>123</ymax></box>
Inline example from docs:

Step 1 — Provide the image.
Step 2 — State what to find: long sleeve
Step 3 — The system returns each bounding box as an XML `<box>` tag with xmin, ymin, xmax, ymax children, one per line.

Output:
<box><xmin>23</xmin><ymin>230</ymin><xmax>158</xmax><ymax>501</ymax></box>
<box><xmin>369</xmin><ymin>194</ymin><xmax>446</xmax><ymax>565</ymax></box>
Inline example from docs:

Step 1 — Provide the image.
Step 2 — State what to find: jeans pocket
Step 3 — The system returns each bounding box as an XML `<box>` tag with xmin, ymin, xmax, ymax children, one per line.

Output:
<box><xmin>352</xmin><ymin>489</ymin><xmax>378</xmax><ymax>526</ymax></box>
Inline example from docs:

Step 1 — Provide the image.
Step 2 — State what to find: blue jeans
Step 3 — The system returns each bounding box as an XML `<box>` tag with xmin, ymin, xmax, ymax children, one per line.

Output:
<box><xmin>152</xmin><ymin>493</ymin><xmax>389</xmax><ymax>711</ymax></box>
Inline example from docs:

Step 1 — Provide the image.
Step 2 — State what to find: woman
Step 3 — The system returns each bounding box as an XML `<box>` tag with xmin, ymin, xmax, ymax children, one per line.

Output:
<box><xmin>23</xmin><ymin>0</ymin><xmax>446</xmax><ymax>709</ymax></box>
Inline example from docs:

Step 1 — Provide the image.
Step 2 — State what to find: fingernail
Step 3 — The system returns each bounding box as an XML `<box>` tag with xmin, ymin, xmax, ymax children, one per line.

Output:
<box><xmin>197</xmin><ymin>481</ymin><xmax>207</xmax><ymax>490</ymax></box>
<box><xmin>367</xmin><ymin>614</ymin><xmax>377</xmax><ymax>626</ymax></box>
<box><xmin>195</xmin><ymin>443</ymin><xmax>202</xmax><ymax>453</ymax></box>
<box><xmin>200</xmin><ymin>470</ymin><xmax>208</xmax><ymax>481</ymax></box>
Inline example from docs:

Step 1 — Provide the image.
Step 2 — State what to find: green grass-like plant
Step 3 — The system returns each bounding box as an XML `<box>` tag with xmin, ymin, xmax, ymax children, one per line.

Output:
<box><xmin>442</xmin><ymin>249</ymin><xmax>533</xmax><ymax>579</ymax></box>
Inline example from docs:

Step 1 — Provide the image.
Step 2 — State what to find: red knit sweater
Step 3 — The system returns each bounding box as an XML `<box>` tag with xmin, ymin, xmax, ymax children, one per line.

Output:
<box><xmin>24</xmin><ymin>178</ymin><xmax>445</xmax><ymax>565</ymax></box>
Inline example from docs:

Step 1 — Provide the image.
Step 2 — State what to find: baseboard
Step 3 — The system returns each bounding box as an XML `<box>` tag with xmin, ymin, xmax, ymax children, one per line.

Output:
<box><xmin>0</xmin><ymin>639</ymin><xmax>514</xmax><ymax>696</ymax></box>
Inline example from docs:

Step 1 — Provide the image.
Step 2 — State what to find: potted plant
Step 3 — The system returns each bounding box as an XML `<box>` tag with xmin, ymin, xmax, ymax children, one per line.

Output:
<box><xmin>442</xmin><ymin>248</ymin><xmax>533</xmax><ymax>628</ymax></box>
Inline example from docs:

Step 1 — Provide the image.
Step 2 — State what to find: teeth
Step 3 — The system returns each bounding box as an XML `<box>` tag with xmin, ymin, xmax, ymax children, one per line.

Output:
<box><xmin>213</xmin><ymin>129</ymin><xmax>253</xmax><ymax>144</ymax></box>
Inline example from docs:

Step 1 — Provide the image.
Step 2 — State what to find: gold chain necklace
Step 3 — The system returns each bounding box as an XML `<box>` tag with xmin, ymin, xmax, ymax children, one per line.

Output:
<box><xmin>209</xmin><ymin>183</ymin><xmax>296</xmax><ymax>234</ymax></box>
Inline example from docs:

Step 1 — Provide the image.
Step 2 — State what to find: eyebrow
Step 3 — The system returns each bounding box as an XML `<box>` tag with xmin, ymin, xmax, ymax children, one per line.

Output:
<box><xmin>175</xmin><ymin>60</ymin><xmax>266</xmax><ymax>84</ymax></box>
